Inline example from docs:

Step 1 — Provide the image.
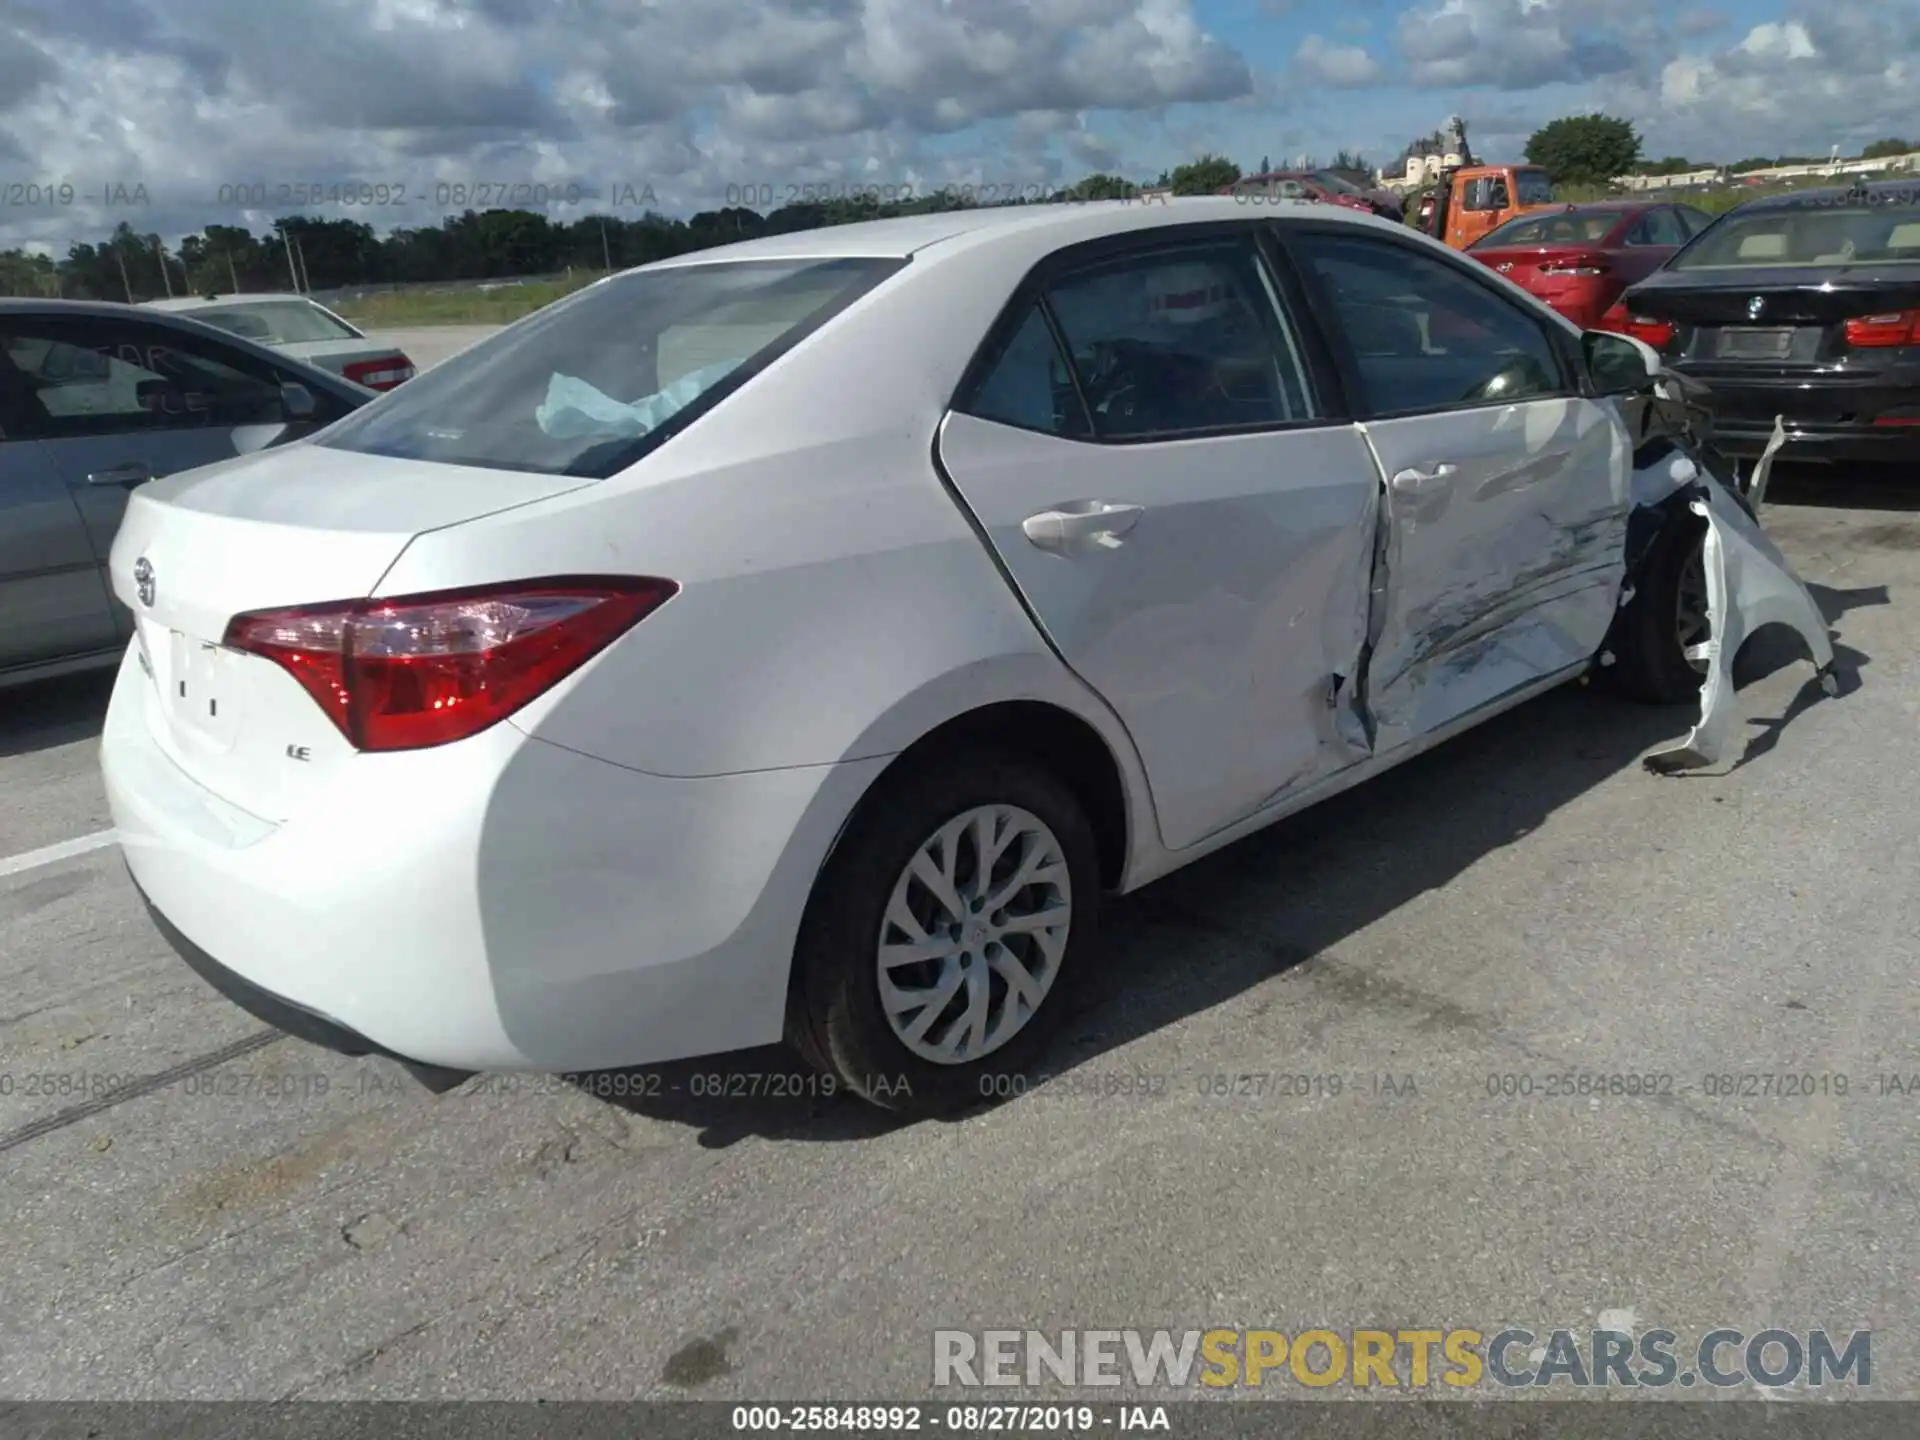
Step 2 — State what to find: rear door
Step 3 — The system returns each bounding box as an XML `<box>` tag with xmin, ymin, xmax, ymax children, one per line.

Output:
<box><xmin>1282</xmin><ymin>224</ymin><xmax>1630</xmax><ymax>751</ymax></box>
<box><xmin>937</xmin><ymin>226</ymin><xmax>1383</xmax><ymax>850</ymax></box>
<box><xmin>1</xmin><ymin>313</ymin><xmax>342</xmax><ymax>641</ymax></box>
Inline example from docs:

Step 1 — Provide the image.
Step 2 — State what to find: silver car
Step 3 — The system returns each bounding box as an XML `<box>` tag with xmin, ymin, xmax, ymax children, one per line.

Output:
<box><xmin>0</xmin><ymin>298</ymin><xmax>373</xmax><ymax>688</ymax></box>
<box><xmin>143</xmin><ymin>293</ymin><xmax>417</xmax><ymax>391</ymax></box>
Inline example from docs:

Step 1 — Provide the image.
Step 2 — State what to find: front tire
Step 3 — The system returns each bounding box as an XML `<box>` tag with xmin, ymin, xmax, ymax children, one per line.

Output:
<box><xmin>787</xmin><ymin>749</ymin><xmax>1102</xmax><ymax>1116</ymax></box>
<box><xmin>1607</xmin><ymin>507</ymin><xmax>1710</xmax><ymax>704</ymax></box>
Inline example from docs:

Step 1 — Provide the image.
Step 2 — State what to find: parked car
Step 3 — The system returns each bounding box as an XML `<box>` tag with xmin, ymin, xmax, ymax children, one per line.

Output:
<box><xmin>144</xmin><ymin>293</ymin><xmax>417</xmax><ymax>391</ymax></box>
<box><xmin>0</xmin><ymin>298</ymin><xmax>375</xmax><ymax>689</ymax></box>
<box><xmin>99</xmin><ymin>200</ymin><xmax>1827</xmax><ymax>1115</ymax></box>
<box><xmin>1466</xmin><ymin>201</ymin><xmax>1716</xmax><ymax>330</ymax></box>
<box><xmin>1616</xmin><ymin>179</ymin><xmax>1920</xmax><ymax>463</ymax></box>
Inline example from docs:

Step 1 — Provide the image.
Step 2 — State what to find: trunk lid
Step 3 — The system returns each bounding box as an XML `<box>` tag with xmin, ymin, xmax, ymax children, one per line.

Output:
<box><xmin>1470</xmin><ymin>245</ymin><xmax>1599</xmax><ymax>287</ymax></box>
<box><xmin>107</xmin><ymin>442</ymin><xmax>598</xmax><ymax>821</ymax></box>
<box><xmin>1628</xmin><ymin>271</ymin><xmax>1920</xmax><ymax>370</ymax></box>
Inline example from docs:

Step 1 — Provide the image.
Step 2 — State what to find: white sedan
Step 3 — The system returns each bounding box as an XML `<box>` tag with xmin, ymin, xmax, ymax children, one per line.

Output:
<box><xmin>99</xmin><ymin>199</ymin><xmax>1834</xmax><ymax>1115</ymax></box>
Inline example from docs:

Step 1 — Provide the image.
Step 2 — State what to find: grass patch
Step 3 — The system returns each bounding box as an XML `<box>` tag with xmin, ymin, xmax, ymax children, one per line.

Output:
<box><xmin>331</xmin><ymin>273</ymin><xmax>604</xmax><ymax>327</ymax></box>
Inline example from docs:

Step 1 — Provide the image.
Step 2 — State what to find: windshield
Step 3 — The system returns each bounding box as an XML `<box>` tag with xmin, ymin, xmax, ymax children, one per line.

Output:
<box><xmin>315</xmin><ymin>257</ymin><xmax>904</xmax><ymax>477</ymax></box>
<box><xmin>1671</xmin><ymin>203</ymin><xmax>1920</xmax><ymax>269</ymax></box>
<box><xmin>1473</xmin><ymin>209</ymin><xmax>1629</xmax><ymax>248</ymax></box>
<box><xmin>1514</xmin><ymin>170</ymin><xmax>1556</xmax><ymax>205</ymax></box>
<box><xmin>1311</xmin><ymin>171</ymin><xmax>1363</xmax><ymax>196</ymax></box>
<box><xmin>187</xmin><ymin>301</ymin><xmax>360</xmax><ymax>344</ymax></box>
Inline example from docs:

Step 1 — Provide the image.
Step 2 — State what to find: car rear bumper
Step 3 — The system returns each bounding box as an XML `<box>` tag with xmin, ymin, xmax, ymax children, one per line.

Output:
<box><xmin>101</xmin><ymin>642</ymin><xmax>885</xmax><ymax>1074</ymax></box>
<box><xmin>1674</xmin><ymin>371</ymin><xmax>1920</xmax><ymax>463</ymax></box>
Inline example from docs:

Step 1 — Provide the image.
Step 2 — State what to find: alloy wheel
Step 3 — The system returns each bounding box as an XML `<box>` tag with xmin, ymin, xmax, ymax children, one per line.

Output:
<box><xmin>875</xmin><ymin>804</ymin><xmax>1073</xmax><ymax>1065</ymax></box>
<box><xmin>1675</xmin><ymin>537</ymin><xmax>1711</xmax><ymax>675</ymax></box>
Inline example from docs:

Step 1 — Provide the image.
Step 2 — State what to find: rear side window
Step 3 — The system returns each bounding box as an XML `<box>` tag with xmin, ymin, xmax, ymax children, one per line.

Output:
<box><xmin>1044</xmin><ymin>240</ymin><xmax>1319</xmax><ymax>438</ymax></box>
<box><xmin>1625</xmin><ymin>209</ymin><xmax>1689</xmax><ymax>247</ymax></box>
<box><xmin>963</xmin><ymin>306</ymin><xmax>1091</xmax><ymax>438</ymax></box>
<box><xmin>958</xmin><ymin>238</ymin><xmax>1320</xmax><ymax>441</ymax></box>
<box><xmin>316</xmin><ymin>257</ymin><xmax>904</xmax><ymax>477</ymax></box>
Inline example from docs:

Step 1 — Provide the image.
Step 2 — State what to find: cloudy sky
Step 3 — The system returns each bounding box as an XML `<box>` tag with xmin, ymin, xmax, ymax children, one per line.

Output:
<box><xmin>0</xmin><ymin>0</ymin><xmax>1914</xmax><ymax>252</ymax></box>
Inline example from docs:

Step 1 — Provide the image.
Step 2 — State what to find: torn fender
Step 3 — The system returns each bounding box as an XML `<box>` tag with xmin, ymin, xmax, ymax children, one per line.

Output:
<box><xmin>1641</xmin><ymin>457</ymin><xmax>1838</xmax><ymax>774</ymax></box>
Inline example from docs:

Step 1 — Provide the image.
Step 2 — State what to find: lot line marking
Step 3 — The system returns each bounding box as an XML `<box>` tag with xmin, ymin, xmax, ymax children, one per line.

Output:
<box><xmin>0</xmin><ymin>830</ymin><xmax>119</xmax><ymax>880</ymax></box>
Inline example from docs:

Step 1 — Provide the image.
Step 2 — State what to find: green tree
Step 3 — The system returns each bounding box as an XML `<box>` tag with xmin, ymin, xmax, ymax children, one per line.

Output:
<box><xmin>1524</xmin><ymin>114</ymin><xmax>1641</xmax><ymax>187</ymax></box>
<box><xmin>1064</xmin><ymin>172</ymin><xmax>1142</xmax><ymax>201</ymax></box>
<box><xmin>1638</xmin><ymin>155</ymin><xmax>1700</xmax><ymax>176</ymax></box>
<box><xmin>1862</xmin><ymin>137</ymin><xmax>1914</xmax><ymax>160</ymax></box>
<box><xmin>1169</xmin><ymin>153</ymin><xmax>1242</xmax><ymax>195</ymax></box>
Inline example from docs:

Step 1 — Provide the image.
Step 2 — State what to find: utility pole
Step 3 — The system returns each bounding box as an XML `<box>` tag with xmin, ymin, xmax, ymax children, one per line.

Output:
<box><xmin>115</xmin><ymin>243</ymin><xmax>133</xmax><ymax>303</ymax></box>
<box><xmin>295</xmin><ymin>235</ymin><xmax>311</xmax><ymax>293</ymax></box>
<box><xmin>599</xmin><ymin>218</ymin><xmax>612</xmax><ymax>273</ymax></box>
<box><xmin>226</xmin><ymin>250</ymin><xmax>240</xmax><ymax>293</ymax></box>
<box><xmin>284</xmin><ymin>231</ymin><xmax>301</xmax><ymax>292</ymax></box>
<box><xmin>155</xmin><ymin>239</ymin><xmax>174</xmax><ymax>297</ymax></box>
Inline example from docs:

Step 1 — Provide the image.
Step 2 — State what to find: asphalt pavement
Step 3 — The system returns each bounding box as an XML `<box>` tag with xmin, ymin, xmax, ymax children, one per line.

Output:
<box><xmin>3</xmin><ymin>398</ymin><xmax>1918</xmax><ymax>1400</ymax></box>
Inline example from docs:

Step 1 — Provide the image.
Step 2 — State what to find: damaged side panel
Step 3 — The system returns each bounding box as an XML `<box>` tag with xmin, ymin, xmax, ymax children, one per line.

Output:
<box><xmin>1619</xmin><ymin>378</ymin><xmax>1838</xmax><ymax>772</ymax></box>
<box><xmin>1353</xmin><ymin>395</ymin><xmax>1633</xmax><ymax>752</ymax></box>
<box><xmin>1641</xmin><ymin>460</ymin><xmax>1838</xmax><ymax>773</ymax></box>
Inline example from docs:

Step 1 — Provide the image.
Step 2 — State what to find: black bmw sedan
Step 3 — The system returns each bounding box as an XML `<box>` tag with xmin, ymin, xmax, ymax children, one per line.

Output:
<box><xmin>1616</xmin><ymin>179</ymin><xmax>1920</xmax><ymax>465</ymax></box>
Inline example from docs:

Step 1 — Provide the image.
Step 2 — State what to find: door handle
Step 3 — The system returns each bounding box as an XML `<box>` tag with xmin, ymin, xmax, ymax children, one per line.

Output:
<box><xmin>1021</xmin><ymin>501</ymin><xmax>1145</xmax><ymax>552</ymax></box>
<box><xmin>1389</xmin><ymin>463</ymin><xmax>1457</xmax><ymax>495</ymax></box>
<box><xmin>86</xmin><ymin>462</ymin><xmax>152</xmax><ymax>487</ymax></box>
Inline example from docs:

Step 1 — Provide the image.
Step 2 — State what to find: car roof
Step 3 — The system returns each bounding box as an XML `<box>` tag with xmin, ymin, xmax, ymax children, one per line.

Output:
<box><xmin>142</xmin><ymin>292</ymin><xmax>313</xmax><ymax>310</ymax></box>
<box><xmin>641</xmin><ymin>196</ymin><xmax>1394</xmax><ymax>269</ymax></box>
<box><xmin>1739</xmin><ymin>179</ymin><xmax>1920</xmax><ymax>212</ymax></box>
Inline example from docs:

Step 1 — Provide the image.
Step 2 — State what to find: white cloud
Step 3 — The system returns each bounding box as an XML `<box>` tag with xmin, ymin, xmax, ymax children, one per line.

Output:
<box><xmin>1293</xmin><ymin>35</ymin><xmax>1383</xmax><ymax>88</ymax></box>
<box><xmin>0</xmin><ymin>0</ymin><xmax>1252</xmax><ymax>246</ymax></box>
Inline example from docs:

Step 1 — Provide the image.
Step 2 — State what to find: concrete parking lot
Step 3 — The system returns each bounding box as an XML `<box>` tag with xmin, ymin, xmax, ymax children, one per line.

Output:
<box><xmin>3</xmin><ymin>433</ymin><xmax>1918</xmax><ymax>1399</ymax></box>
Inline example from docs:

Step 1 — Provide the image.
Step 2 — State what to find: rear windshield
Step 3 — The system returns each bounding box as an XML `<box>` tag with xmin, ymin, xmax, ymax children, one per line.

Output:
<box><xmin>188</xmin><ymin>301</ymin><xmax>360</xmax><ymax>344</ymax></box>
<box><xmin>314</xmin><ymin>257</ymin><xmax>904</xmax><ymax>478</ymax></box>
<box><xmin>1514</xmin><ymin>170</ymin><xmax>1556</xmax><ymax>205</ymax></box>
<box><xmin>1473</xmin><ymin>209</ymin><xmax>1629</xmax><ymax>248</ymax></box>
<box><xmin>1671</xmin><ymin>203</ymin><xmax>1920</xmax><ymax>269</ymax></box>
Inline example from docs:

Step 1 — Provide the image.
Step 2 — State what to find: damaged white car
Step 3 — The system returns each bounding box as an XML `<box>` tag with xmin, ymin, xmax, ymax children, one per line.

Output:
<box><xmin>101</xmin><ymin>200</ymin><xmax>1837</xmax><ymax>1117</ymax></box>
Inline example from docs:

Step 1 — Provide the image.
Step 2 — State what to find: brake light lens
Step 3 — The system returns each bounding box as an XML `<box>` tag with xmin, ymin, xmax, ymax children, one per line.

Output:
<box><xmin>1599</xmin><ymin>302</ymin><xmax>1675</xmax><ymax>350</ymax></box>
<box><xmin>342</xmin><ymin>354</ymin><xmax>416</xmax><ymax>390</ymax></box>
<box><xmin>224</xmin><ymin>577</ymin><xmax>676</xmax><ymax>751</ymax></box>
<box><xmin>1843</xmin><ymin>310</ymin><xmax>1920</xmax><ymax>348</ymax></box>
<box><xmin>1538</xmin><ymin>252</ymin><xmax>1611</xmax><ymax>276</ymax></box>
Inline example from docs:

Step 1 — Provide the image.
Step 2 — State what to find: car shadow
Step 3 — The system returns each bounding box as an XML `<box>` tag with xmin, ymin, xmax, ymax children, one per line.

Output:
<box><xmin>0</xmin><ymin>671</ymin><xmax>115</xmax><ymax>761</ymax></box>
<box><xmin>581</xmin><ymin>640</ymin><xmax>1859</xmax><ymax>1146</ymax></box>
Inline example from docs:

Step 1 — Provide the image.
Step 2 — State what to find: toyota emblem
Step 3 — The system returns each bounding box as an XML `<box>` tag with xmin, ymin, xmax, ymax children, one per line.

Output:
<box><xmin>133</xmin><ymin>556</ymin><xmax>155</xmax><ymax>607</ymax></box>
<box><xmin>1747</xmin><ymin>295</ymin><xmax>1766</xmax><ymax>321</ymax></box>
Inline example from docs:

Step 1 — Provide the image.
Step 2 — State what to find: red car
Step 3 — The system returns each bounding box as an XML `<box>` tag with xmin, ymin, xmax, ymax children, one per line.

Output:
<box><xmin>1465</xmin><ymin>201</ymin><xmax>1715</xmax><ymax>331</ymax></box>
<box><xmin>1220</xmin><ymin>171</ymin><xmax>1375</xmax><ymax>214</ymax></box>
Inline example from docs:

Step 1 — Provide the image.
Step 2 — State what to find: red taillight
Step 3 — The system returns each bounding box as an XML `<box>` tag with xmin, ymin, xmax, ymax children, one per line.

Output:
<box><xmin>223</xmin><ymin>577</ymin><xmax>676</xmax><ymax>752</ymax></box>
<box><xmin>342</xmin><ymin>354</ymin><xmax>416</xmax><ymax>390</ymax></box>
<box><xmin>1538</xmin><ymin>252</ymin><xmax>1611</xmax><ymax>276</ymax></box>
<box><xmin>1601</xmin><ymin>302</ymin><xmax>1674</xmax><ymax>350</ymax></box>
<box><xmin>1843</xmin><ymin>310</ymin><xmax>1920</xmax><ymax>348</ymax></box>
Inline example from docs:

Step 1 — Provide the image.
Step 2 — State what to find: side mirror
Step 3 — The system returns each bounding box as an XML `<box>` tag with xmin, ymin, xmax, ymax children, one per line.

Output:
<box><xmin>280</xmin><ymin>381</ymin><xmax>318</xmax><ymax>422</ymax></box>
<box><xmin>1584</xmin><ymin>329</ymin><xmax>1662</xmax><ymax>396</ymax></box>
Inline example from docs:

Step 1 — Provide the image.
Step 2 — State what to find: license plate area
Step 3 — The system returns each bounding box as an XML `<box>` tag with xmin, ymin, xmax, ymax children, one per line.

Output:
<box><xmin>167</xmin><ymin>630</ymin><xmax>240</xmax><ymax>749</ymax></box>
<box><xmin>1715</xmin><ymin>326</ymin><xmax>1795</xmax><ymax>360</ymax></box>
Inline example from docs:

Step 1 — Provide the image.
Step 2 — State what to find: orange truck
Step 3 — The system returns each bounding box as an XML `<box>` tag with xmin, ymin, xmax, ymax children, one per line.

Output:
<box><xmin>1419</xmin><ymin>163</ymin><xmax>1559</xmax><ymax>249</ymax></box>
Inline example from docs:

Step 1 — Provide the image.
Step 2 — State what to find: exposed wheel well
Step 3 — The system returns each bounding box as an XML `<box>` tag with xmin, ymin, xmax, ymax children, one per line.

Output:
<box><xmin>853</xmin><ymin>702</ymin><xmax>1132</xmax><ymax>890</ymax></box>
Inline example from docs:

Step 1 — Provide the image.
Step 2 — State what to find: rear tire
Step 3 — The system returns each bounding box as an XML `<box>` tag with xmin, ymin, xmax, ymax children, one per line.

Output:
<box><xmin>1607</xmin><ymin>507</ymin><xmax>1710</xmax><ymax>704</ymax></box>
<box><xmin>786</xmin><ymin>749</ymin><xmax>1102</xmax><ymax>1117</ymax></box>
